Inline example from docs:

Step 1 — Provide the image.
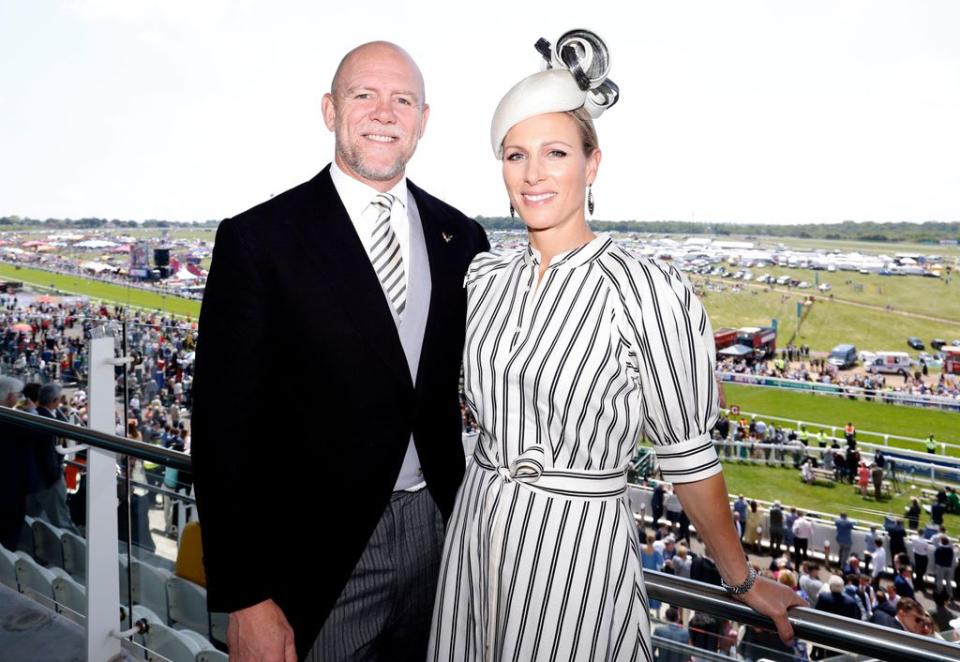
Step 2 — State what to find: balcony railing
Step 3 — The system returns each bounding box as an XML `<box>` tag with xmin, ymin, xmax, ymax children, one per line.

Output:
<box><xmin>2</xmin><ymin>335</ymin><xmax>959</xmax><ymax>661</ymax></box>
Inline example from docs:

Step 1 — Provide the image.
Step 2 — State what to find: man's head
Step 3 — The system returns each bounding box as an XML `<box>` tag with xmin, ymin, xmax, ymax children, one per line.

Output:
<box><xmin>0</xmin><ymin>376</ymin><xmax>24</xmax><ymax>407</ymax></box>
<box><xmin>38</xmin><ymin>382</ymin><xmax>62</xmax><ymax>409</ymax></box>
<box><xmin>895</xmin><ymin>598</ymin><xmax>929</xmax><ymax>635</ymax></box>
<box><xmin>664</xmin><ymin>606</ymin><xmax>680</xmax><ymax>623</ymax></box>
<box><xmin>828</xmin><ymin>574</ymin><xmax>844</xmax><ymax>593</ymax></box>
<box><xmin>22</xmin><ymin>382</ymin><xmax>41</xmax><ymax>406</ymax></box>
<box><xmin>322</xmin><ymin>41</ymin><xmax>429</xmax><ymax>191</ymax></box>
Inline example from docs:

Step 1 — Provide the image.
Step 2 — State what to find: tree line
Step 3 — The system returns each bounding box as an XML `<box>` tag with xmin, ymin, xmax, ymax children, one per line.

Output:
<box><xmin>3</xmin><ymin>215</ymin><xmax>958</xmax><ymax>243</ymax></box>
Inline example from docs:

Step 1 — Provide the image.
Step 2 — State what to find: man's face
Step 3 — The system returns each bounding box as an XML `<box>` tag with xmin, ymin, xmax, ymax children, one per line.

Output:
<box><xmin>322</xmin><ymin>44</ymin><xmax>429</xmax><ymax>190</ymax></box>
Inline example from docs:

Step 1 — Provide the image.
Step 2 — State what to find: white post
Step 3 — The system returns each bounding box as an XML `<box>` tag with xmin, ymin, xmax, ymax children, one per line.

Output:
<box><xmin>85</xmin><ymin>336</ymin><xmax>122</xmax><ymax>661</ymax></box>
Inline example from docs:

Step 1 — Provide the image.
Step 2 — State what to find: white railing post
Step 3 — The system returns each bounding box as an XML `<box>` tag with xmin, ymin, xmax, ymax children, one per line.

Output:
<box><xmin>85</xmin><ymin>336</ymin><xmax>122</xmax><ymax>661</ymax></box>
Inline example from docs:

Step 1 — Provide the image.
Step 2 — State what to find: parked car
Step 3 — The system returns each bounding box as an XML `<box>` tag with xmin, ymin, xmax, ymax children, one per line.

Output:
<box><xmin>952</xmin><ymin>339</ymin><xmax>960</xmax><ymax>347</ymax></box>
<box><xmin>907</xmin><ymin>336</ymin><xmax>924</xmax><ymax>350</ymax></box>
<box><xmin>818</xmin><ymin>283</ymin><xmax>832</xmax><ymax>292</ymax></box>
<box><xmin>776</xmin><ymin>275</ymin><xmax>791</xmax><ymax>286</ymax></box>
<box><xmin>915</xmin><ymin>353</ymin><xmax>944</xmax><ymax>369</ymax></box>
<box><xmin>858</xmin><ymin>350</ymin><xmax>876</xmax><ymax>365</ymax></box>
<box><xmin>797</xmin><ymin>281</ymin><xmax>811</xmax><ymax>289</ymax></box>
<box><xmin>931</xmin><ymin>338</ymin><xmax>947</xmax><ymax>350</ymax></box>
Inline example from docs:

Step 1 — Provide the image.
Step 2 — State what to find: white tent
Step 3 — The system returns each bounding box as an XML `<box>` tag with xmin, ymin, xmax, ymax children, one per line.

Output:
<box><xmin>74</xmin><ymin>239</ymin><xmax>118</xmax><ymax>249</ymax></box>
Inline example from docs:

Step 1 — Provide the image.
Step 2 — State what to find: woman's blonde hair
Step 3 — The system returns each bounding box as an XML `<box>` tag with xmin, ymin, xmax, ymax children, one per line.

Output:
<box><xmin>567</xmin><ymin>108</ymin><xmax>599</xmax><ymax>155</ymax></box>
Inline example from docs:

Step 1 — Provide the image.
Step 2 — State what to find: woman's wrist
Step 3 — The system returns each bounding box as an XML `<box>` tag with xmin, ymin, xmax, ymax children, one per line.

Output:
<box><xmin>721</xmin><ymin>565</ymin><xmax>758</xmax><ymax>595</ymax></box>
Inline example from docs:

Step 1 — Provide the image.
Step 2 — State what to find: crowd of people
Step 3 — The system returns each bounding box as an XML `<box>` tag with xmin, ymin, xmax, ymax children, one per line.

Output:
<box><xmin>718</xmin><ymin>350</ymin><xmax>960</xmax><ymax>404</ymax></box>
<box><xmin>634</xmin><ymin>484</ymin><xmax>957</xmax><ymax>661</ymax></box>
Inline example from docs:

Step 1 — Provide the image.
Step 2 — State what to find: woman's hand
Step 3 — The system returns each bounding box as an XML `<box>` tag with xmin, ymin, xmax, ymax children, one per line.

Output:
<box><xmin>735</xmin><ymin>575</ymin><xmax>808</xmax><ymax>645</ymax></box>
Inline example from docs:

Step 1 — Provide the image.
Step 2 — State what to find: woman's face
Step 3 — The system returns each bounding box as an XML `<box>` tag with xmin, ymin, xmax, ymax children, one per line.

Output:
<box><xmin>501</xmin><ymin>112</ymin><xmax>600</xmax><ymax>234</ymax></box>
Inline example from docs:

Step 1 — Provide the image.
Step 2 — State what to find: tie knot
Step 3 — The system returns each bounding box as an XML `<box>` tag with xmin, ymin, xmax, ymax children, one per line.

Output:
<box><xmin>370</xmin><ymin>193</ymin><xmax>394</xmax><ymax>215</ymax></box>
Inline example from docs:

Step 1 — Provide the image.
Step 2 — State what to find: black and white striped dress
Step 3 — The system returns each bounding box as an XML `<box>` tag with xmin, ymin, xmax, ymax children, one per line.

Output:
<box><xmin>429</xmin><ymin>234</ymin><xmax>721</xmax><ymax>661</ymax></box>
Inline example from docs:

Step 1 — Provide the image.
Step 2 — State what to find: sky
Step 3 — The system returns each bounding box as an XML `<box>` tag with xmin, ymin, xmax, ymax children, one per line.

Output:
<box><xmin>1</xmin><ymin>0</ymin><xmax>958</xmax><ymax>225</ymax></box>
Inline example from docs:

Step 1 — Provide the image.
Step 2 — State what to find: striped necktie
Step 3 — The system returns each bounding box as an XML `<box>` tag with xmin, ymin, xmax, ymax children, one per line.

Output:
<box><xmin>369</xmin><ymin>192</ymin><xmax>406</xmax><ymax>318</ymax></box>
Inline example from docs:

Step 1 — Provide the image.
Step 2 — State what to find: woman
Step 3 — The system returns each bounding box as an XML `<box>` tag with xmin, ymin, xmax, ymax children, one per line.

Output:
<box><xmin>744</xmin><ymin>500</ymin><xmax>764</xmax><ymax>555</ymax></box>
<box><xmin>640</xmin><ymin>533</ymin><xmax>664</xmax><ymax>615</ymax></box>
<box><xmin>429</xmin><ymin>37</ymin><xmax>802</xmax><ymax>661</ymax></box>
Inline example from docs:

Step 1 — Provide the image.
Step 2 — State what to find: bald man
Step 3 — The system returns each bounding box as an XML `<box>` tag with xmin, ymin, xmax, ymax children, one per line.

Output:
<box><xmin>192</xmin><ymin>41</ymin><xmax>488</xmax><ymax>661</ymax></box>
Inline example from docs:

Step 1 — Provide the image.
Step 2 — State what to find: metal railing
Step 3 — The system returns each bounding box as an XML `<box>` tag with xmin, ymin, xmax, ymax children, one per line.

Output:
<box><xmin>4</xmin><ymin>340</ymin><xmax>960</xmax><ymax>660</ymax></box>
<box><xmin>646</xmin><ymin>571</ymin><xmax>959</xmax><ymax>662</ymax></box>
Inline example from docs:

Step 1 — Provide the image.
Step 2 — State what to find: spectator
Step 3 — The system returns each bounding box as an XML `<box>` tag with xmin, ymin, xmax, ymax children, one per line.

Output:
<box><xmin>870</xmin><ymin>597</ymin><xmax>931</xmax><ymax>635</ymax></box>
<box><xmin>792</xmin><ymin>511</ymin><xmax>813</xmax><ymax>566</ymax></box>
<box><xmin>871</xmin><ymin>462</ymin><xmax>885</xmax><ymax>500</ymax></box>
<box><xmin>886</xmin><ymin>518</ymin><xmax>907</xmax><ymax>559</ymax></box>
<box><xmin>798</xmin><ymin>562</ymin><xmax>823</xmax><ymax>605</ymax></box>
<box><xmin>744</xmin><ymin>500</ymin><xmax>763</xmax><ymax>555</ymax></box>
<box><xmin>933</xmin><ymin>536</ymin><xmax>954</xmax><ymax>601</ymax></box>
<box><xmin>664</xmin><ymin>485</ymin><xmax>683</xmax><ymax>532</ymax></box>
<box><xmin>641</xmin><ymin>533</ymin><xmax>664</xmax><ymax>614</ymax></box>
<box><xmin>856</xmin><ymin>574</ymin><xmax>876</xmax><ymax>620</ymax></box>
<box><xmin>768</xmin><ymin>500</ymin><xmax>784</xmax><ymax>557</ymax></box>
<box><xmin>931</xmin><ymin>499</ymin><xmax>946</xmax><ymax>527</ymax></box>
<box><xmin>946</xmin><ymin>486</ymin><xmax>960</xmax><ymax>515</ymax></box>
<box><xmin>834</xmin><ymin>513</ymin><xmax>855</xmax><ymax>569</ymax></box>
<box><xmin>26</xmin><ymin>382</ymin><xmax>81</xmax><ymax>535</ymax></box>
<box><xmin>671</xmin><ymin>545</ymin><xmax>691</xmax><ymax>579</ymax></box>
<box><xmin>801</xmin><ymin>459</ymin><xmax>814</xmax><ymax>484</ymax></box>
<box><xmin>690</xmin><ymin>550</ymin><xmax>722</xmax><ymax>587</ymax></box>
<box><xmin>687</xmin><ymin>610</ymin><xmax>722</xmax><ymax>658</ymax></box>
<box><xmin>652</xmin><ymin>607</ymin><xmax>689</xmax><ymax>662</ymax></box>
<box><xmin>894</xmin><ymin>565</ymin><xmax>915</xmax><ymax>599</ymax></box>
<box><xmin>784</xmin><ymin>507</ymin><xmax>798</xmax><ymax>554</ymax></box>
<box><xmin>905</xmin><ymin>498</ymin><xmax>922</xmax><ymax>530</ymax></box>
<box><xmin>815</xmin><ymin>574</ymin><xmax>861</xmax><ymax>619</ymax></box>
<box><xmin>651</xmin><ymin>482</ymin><xmax>665</xmax><ymax>526</ymax></box>
<box><xmin>871</xmin><ymin>538</ymin><xmax>887</xmax><ymax>589</ymax></box>
<box><xmin>732</xmin><ymin>494</ymin><xmax>748</xmax><ymax>539</ymax></box>
<box><xmin>911</xmin><ymin>529</ymin><xmax>930</xmax><ymax>593</ymax></box>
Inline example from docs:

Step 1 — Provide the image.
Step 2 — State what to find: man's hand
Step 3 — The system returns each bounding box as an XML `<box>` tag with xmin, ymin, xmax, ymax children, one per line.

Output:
<box><xmin>736</xmin><ymin>575</ymin><xmax>808</xmax><ymax>645</ymax></box>
<box><xmin>228</xmin><ymin>599</ymin><xmax>297</xmax><ymax>662</ymax></box>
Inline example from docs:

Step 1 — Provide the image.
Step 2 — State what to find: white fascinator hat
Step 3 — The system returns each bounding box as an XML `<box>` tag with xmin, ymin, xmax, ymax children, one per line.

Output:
<box><xmin>490</xmin><ymin>29</ymin><xmax>619</xmax><ymax>158</ymax></box>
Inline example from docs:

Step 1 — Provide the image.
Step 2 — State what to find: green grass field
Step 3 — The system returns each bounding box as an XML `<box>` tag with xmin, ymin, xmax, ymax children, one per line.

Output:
<box><xmin>722</xmin><ymin>383</ymin><xmax>960</xmax><ymax>452</ymax></box>
<box><xmin>720</xmin><ymin>462</ymin><xmax>960</xmax><ymax>532</ymax></box>
<box><xmin>0</xmin><ymin>262</ymin><xmax>201</xmax><ymax>318</ymax></box>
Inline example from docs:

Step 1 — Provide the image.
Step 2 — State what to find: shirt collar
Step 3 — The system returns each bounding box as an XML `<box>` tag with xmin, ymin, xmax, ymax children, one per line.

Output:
<box><xmin>524</xmin><ymin>233</ymin><xmax>612</xmax><ymax>269</ymax></box>
<box><xmin>330</xmin><ymin>160</ymin><xmax>407</xmax><ymax>222</ymax></box>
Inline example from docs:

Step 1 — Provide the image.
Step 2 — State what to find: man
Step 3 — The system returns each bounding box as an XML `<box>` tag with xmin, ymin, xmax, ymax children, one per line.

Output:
<box><xmin>933</xmin><ymin>536</ymin><xmax>955</xmax><ymax>600</ymax></box>
<box><xmin>768</xmin><ymin>500</ymin><xmax>784</xmax><ymax>556</ymax></box>
<box><xmin>26</xmin><ymin>382</ymin><xmax>80</xmax><ymax>534</ymax></box>
<box><xmin>814</xmin><ymin>575</ymin><xmax>861</xmax><ymax>620</ymax></box>
<box><xmin>732</xmin><ymin>494</ymin><xmax>748</xmax><ymax>539</ymax></box>
<box><xmin>798</xmin><ymin>562</ymin><xmax>823</xmax><ymax>604</ymax></box>
<box><xmin>834</xmin><ymin>512</ymin><xmax>855</xmax><ymax>569</ymax></box>
<box><xmin>869</xmin><ymin>597</ymin><xmax>930</xmax><ymax>634</ymax></box>
<box><xmin>893</xmin><ymin>565</ymin><xmax>915</xmax><ymax>599</ymax></box>
<box><xmin>652</xmin><ymin>607</ymin><xmax>689</xmax><ymax>662</ymax></box>
<box><xmin>1</xmin><ymin>376</ymin><xmax>32</xmax><ymax>548</ymax></box>
<box><xmin>870</xmin><ymin>538</ymin><xmax>888</xmax><ymax>589</ymax></box>
<box><xmin>191</xmin><ymin>42</ymin><xmax>488</xmax><ymax>661</ymax></box>
<box><xmin>911</xmin><ymin>529</ymin><xmax>930</xmax><ymax>593</ymax></box>
<box><xmin>792</xmin><ymin>510</ymin><xmax>813</xmax><ymax>567</ymax></box>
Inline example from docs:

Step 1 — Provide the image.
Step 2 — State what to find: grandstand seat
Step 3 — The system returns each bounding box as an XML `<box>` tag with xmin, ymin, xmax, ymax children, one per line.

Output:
<box><xmin>132</xmin><ymin>558</ymin><xmax>173</xmax><ymax>623</ymax></box>
<box><xmin>60</xmin><ymin>530</ymin><xmax>87</xmax><ymax>583</ymax></box>
<box><xmin>51</xmin><ymin>571</ymin><xmax>87</xmax><ymax>622</ymax></box>
<box><xmin>14</xmin><ymin>554</ymin><xmax>58</xmax><ymax>607</ymax></box>
<box><xmin>0</xmin><ymin>545</ymin><xmax>23</xmax><ymax>590</ymax></box>
<box><xmin>175</xmin><ymin>520</ymin><xmax>206</xmax><ymax>587</ymax></box>
<box><xmin>209</xmin><ymin>611</ymin><xmax>228</xmax><ymax>645</ymax></box>
<box><xmin>167</xmin><ymin>575</ymin><xmax>210</xmax><ymax>637</ymax></box>
<box><xmin>196</xmin><ymin>650</ymin><xmax>229</xmax><ymax>662</ymax></box>
<box><xmin>18</xmin><ymin>515</ymin><xmax>35</xmax><ymax>556</ymax></box>
<box><xmin>142</xmin><ymin>621</ymin><xmax>214</xmax><ymax>662</ymax></box>
<box><xmin>129</xmin><ymin>605</ymin><xmax>164</xmax><ymax>654</ymax></box>
<box><xmin>31</xmin><ymin>518</ymin><xmax>65</xmax><ymax>568</ymax></box>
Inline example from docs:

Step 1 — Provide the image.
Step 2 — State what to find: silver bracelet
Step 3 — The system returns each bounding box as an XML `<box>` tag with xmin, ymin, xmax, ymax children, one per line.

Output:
<box><xmin>721</xmin><ymin>565</ymin><xmax>758</xmax><ymax>595</ymax></box>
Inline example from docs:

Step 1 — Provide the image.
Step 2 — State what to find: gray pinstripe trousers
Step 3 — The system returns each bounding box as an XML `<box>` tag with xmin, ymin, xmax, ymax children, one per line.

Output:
<box><xmin>307</xmin><ymin>488</ymin><xmax>445</xmax><ymax>662</ymax></box>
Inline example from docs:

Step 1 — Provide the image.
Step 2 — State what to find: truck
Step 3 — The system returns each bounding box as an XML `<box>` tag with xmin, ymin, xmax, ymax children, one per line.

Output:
<box><xmin>944</xmin><ymin>346</ymin><xmax>960</xmax><ymax>375</ymax></box>
<box><xmin>736</xmin><ymin>326</ymin><xmax>777</xmax><ymax>359</ymax></box>
<box><xmin>828</xmin><ymin>344</ymin><xmax>857</xmax><ymax>369</ymax></box>
<box><xmin>865</xmin><ymin>351</ymin><xmax>912</xmax><ymax>376</ymax></box>
<box><xmin>713</xmin><ymin>327</ymin><xmax>738</xmax><ymax>352</ymax></box>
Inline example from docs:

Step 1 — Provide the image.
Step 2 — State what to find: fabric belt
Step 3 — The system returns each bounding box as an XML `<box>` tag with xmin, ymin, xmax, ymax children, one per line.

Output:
<box><xmin>473</xmin><ymin>452</ymin><xmax>627</xmax><ymax>499</ymax></box>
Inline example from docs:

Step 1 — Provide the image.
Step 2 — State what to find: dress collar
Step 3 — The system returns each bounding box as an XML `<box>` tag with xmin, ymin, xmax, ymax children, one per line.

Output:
<box><xmin>524</xmin><ymin>233</ymin><xmax>612</xmax><ymax>269</ymax></box>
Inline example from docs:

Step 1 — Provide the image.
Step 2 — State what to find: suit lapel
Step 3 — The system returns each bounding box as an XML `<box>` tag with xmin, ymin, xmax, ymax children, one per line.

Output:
<box><xmin>287</xmin><ymin>167</ymin><xmax>412</xmax><ymax>387</ymax></box>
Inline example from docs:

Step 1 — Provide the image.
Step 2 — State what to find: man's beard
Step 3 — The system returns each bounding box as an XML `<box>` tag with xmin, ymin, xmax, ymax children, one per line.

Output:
<box><xmin>336</xmin><ymin>133</ymin><xmax>412</xmax><ymax>182</ymax></box>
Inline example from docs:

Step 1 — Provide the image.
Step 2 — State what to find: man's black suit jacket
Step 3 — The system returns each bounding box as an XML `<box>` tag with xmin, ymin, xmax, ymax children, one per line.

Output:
<box><xmin>191</xmin><ymin>166</ymin><xmax>489</xmax><ymax>657</ymax></box>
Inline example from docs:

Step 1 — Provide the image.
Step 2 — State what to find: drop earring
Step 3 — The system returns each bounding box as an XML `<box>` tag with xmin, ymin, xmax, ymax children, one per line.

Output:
<box><xmin>587</xmin><ymin>186</ymin><xmax>595</xmax><ymax>217</ymax></box>
<box><xmin>510</xmin><ymin>203</ymin><xmax>516</xmax><ymax>218</ymax></box>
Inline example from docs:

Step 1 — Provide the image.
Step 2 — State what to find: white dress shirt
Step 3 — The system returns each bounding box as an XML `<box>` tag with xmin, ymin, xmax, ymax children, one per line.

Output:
<box><xmin>329</xmin><ymin>160</ymin><xmax>410</xmax><ymax>291</ymax></box>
